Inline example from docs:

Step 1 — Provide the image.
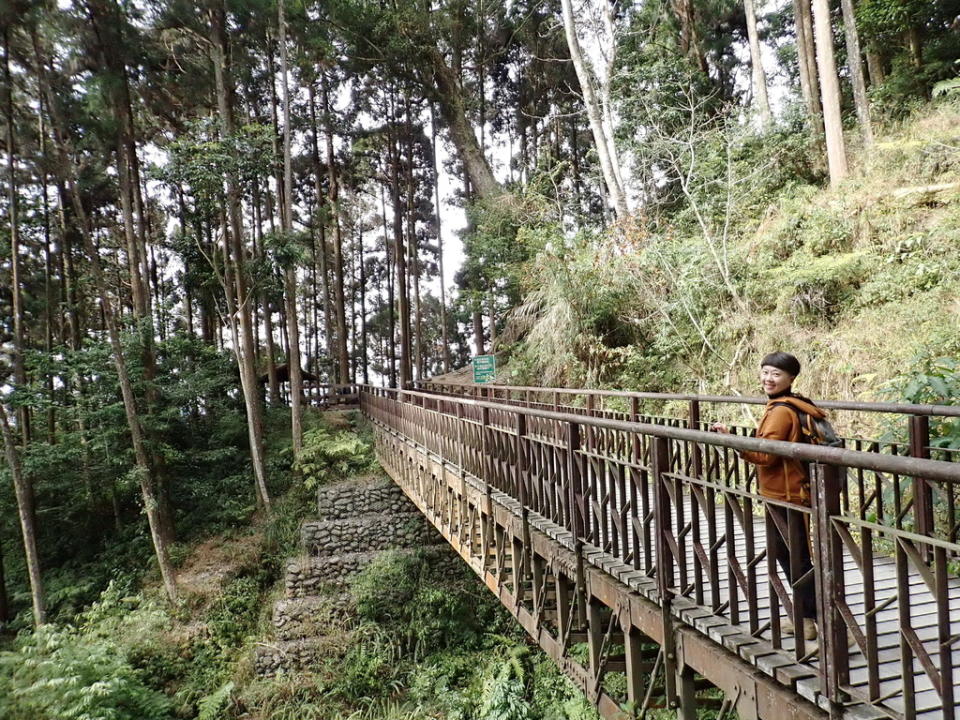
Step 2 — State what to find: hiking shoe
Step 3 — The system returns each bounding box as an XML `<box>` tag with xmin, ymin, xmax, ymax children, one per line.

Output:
<box><xmin>802</xmin><ymin>618</ymin><xmax>818</xmax><ymax>640</ymax></box>
<box><xmin>781</xmin><ymin>619</ymin><xmax>796</xmax><ymax>636</ymax></box>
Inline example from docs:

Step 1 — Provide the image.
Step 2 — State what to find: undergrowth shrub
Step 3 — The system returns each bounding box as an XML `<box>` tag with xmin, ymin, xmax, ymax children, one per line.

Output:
<box><xmin>351</xmin><ymin>550</ymin><xmax>493</xmax><ymax>660</ymax></box>
<box><xmin>293</xmin><ymin>425</ymin><xmax>377</xmax><ymax>489</ymax></box>
<box><xmin>0</xmin><ymin>625</ymin><xmax>173</xmax><ymax>720</ymax></box>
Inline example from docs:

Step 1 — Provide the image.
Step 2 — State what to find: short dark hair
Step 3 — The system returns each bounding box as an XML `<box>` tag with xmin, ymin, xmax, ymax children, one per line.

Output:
<box><xmin>761</xmin><ymin>351</ymin><xmax>801</xmax><ymax>377</ymax></box>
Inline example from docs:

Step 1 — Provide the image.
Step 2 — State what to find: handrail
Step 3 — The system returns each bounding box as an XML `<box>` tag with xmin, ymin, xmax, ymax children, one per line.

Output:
<box><xmin>380</xmin><ymin>387</ymin><xmax>960</xmax><ymax>484</ymax></box>
<box><xmin>413</xmin><ymin>380</ymin><xmax>960</xmax><ymax>418</ymax></box>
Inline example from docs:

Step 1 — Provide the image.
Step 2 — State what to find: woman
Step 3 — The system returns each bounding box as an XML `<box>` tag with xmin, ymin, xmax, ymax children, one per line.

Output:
<box><xmin>712</xmin><ymin>351</ymin><xmax>827</xmax><ymax>641</ymax></box>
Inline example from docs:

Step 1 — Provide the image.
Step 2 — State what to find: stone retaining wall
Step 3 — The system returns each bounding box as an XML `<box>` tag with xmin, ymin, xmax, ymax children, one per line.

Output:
<box><xmin>254</xmin><ymin>634</ymin><xmax>353</xmax><ymax>677</ymax></box>
<box><xmin>316</xmin><ymin>477</ymin><xmax>410</xmax><ymax>519</ymax></box>
<box><xmin>272</xmin><ymin>594</ymin><xmax>354</xmax><ymax>641</ymax></box>
<box><xmin>284</xmin><ymin>551</ymin><xmax>382</xmax><ymax>597</ymax></box>
<box><xmin>301</xmin><ymin>512</ymin><xmax>437</xmax><ymax>555</ymax></box>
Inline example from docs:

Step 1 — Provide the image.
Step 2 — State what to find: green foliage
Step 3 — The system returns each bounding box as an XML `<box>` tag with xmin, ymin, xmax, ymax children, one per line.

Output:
<box><xmin>771</xmin><ymin>251</ymin><xmax>872</xmax><ymax>324</ymax></box>
<box><xmin>478</xmin><ymin>644</ymin><xmax>532</xmax><ymax>720</ymax></box>
<box><xmin>161</xmin><ymin>119</ymin><xmax>276</xmax><ymax>212</ymax></box>
<box><xmin>197</xmin><ymin>681</ymin><xmax>235</xmax><ymax>720</ymax></box>
<box><xmin>293</xmin><ymin>425</ymin><xmax>378</xmax><ymax>489</ymax></box>
<box><xmin>350</xmin><ymin>550</ymin><xmax>491</xmax><ymax>660</ymax></box>
<box><xmin>933</xmin><ymin>76</ymin><xmax>960</xmax><ymax>98</ymax></box>
<box><xmin>0</xmin><ymin>626</ymin><xmax>173</xmax><ymax>720</ymax></box>
<box><xmin>884</xmin><ymin>355</ymin><xmax>960</xmax><ymax>449</ymax></box>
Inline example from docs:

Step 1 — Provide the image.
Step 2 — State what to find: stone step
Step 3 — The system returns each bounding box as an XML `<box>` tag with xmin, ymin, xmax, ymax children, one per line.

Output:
<box><xmin>284</xmin><ymin>551</ymin><xmax>384</xmax><ymax>597</ymax></box>
<box><xmin>316</xmin><ymin>476</ymin><xmax>409</xmax><ymax>519</ymax></box>
<box><xmin>272</xmin><ymin>593</ymin><xmax>355</xmax><ymax>641</ymax></box>
<box><xmin>301</xmin><ymin>512</ymin><xmax>438</xmax><ymax>556</ymax></box>
<box><xmin>284</xmin><ymin>545</ymin><xmax>457</xmax><ymax>597</ymax></box>
<box><xmin>254</xmin><ymin>634</ymin><xmax>353</xmax><ymax>677</ymax></box>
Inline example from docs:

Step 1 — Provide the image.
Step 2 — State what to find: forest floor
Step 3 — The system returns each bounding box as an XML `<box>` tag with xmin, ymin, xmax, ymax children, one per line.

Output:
<box><xmin>177</xmin><ymin>531</ymin><xmax>262</xmax><ymax>601</ymax></box>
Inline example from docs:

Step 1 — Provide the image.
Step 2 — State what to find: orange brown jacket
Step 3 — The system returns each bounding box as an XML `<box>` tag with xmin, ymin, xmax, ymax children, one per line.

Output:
<box><xmin>739</xmin><ymin>394</ymin><xmax>827</xmax><ymax>505</ymax></box>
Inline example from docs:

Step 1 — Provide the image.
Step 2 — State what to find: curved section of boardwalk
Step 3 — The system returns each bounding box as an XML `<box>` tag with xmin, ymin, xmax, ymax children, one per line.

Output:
<box><xmin>361</xmin><ymin>386</ymin><xmax>960</xmax><ymax>720</ymax></box>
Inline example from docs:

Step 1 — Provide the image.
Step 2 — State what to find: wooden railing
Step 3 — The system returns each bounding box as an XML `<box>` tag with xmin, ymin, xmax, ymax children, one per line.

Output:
<box><xmin>414</xmin><ymin>381</ymin><xmax>960</xmax><ymax>547</ymax></box>
<box><xmin>302</xmin><ymin>382</ymin><xmax>361</xmax><ymax>407</ymax></box>
<box><xmin>363</xmin><ymin>386</ymin><xmax>960</xmax><ymax>720</ymax></box>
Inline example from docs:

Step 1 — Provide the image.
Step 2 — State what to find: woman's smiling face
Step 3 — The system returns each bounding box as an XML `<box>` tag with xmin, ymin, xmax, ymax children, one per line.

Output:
<box><xmin>760</xmin><ymin>365</ymin><xmax>794</xmax><ymax>396</ymax></box>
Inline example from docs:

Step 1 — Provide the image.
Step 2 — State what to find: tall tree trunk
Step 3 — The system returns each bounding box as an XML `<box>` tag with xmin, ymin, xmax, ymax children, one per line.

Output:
<box><xmin>743</xmin><ymin>0</ymin><xmax>772</xmax><ymax>126</ymax></box>
<box><xmin>404</xmin><ymin>94</ymin><xmax>423</xmax><ymax>380</ymax></box>
<box><xmin>209</xmin><ymin>3</ymin><xmax>271</xmax><ymax>511</ymax></box>
<box><xmin>905</xmin><ymin>27</ymin><xmax>922</xmax><ymax>68</ymax></box>
<box><xmin>4</xmin><ymin>29</ymin><xmax>30</xmax><ymax>446</ymax></box>
<box><xmin>558</xmin><ymin>0</ymin><xmax>628</xmax><ymax>219</ymax></box>
<box><xmin>473</xmin><ymin>310</ymin><xmax>485</xmax><ymax>356</ymax></box>
<box><xmin>388</xmin><ymin>90</ymin><xmax>412</xmax><ymax>387</ymax></box>
<box><xmin>381</xmin><ymin>182</ymin><xmax>397</xmax><ymax>388</ymax></box>
<box><xmin>87</xmin><ymin>0</ymin><xmax>176</xmax><ymax>544</ymax></box>
<box><xmin>672</xmin><ymin>0</ymin><xmax>708</xmax><ymax>72</ymax></box>
<box><xmin>308</xmin><ymin>83</ymin><xmax>334</xmax><ymax>370</ymax></box>
<box><xmin>429</xmin><ymin>53</ymin><xmax>501</xmax><ymax>201</ymax></box>
<box><xmin>865</xmin><ymin>50</ymin><xmax>885</xmax><ymax>86</ymax></box>
<box><xmin>359</xmin><ymin>231</ymin><xmax>369</xmax><ymax>384</ymax></box>
<box><xmin>34</xmin><ymin>28</ymin><xmax>179</xmax><ymax>601</ymax></box>
<box><xmin>322</xmin><ymin>78</ymin><xmax>351</xmax><ymax>385</ymax></box>
<box><xmin>794</xmin><ymin>0</ymin><xmax>823</xmax><ymax>127</ymax></box>
<box><xmin>278</xmin><ymin>0</ymin><xmax>303</xmax><ymax>454</ymax></box>
<box><xmin>0</xmin><ymin>531</ymin><xmax>9</xmax><ymax>623</ymax></box>
<box><xmin>1</xmin><ymin>410</ymin><xmax>45</xmax><ymax>625</ymax></box>
<box><xmin>253</xmin><ymin>180</ymin><xmax>280</xmax><ymax>405</ymax></box>
<box><xmin>811</xmin><ymin>0</ymin><xmax>849</xmax><ymax>184</ymax></box>
<box><xmin>430</xmin><ymin>106</ymin><xmax>450</xmax><ymax>374</ymax></box>
<box><xmin>840</xmin><ymin>0</ymin><xmax>873</xmax><ymax>148</ymax></box>
<box><xmin>839</xmin><ymin>0</ymin><xmax>873</xmax><ymax>146</ymax></box>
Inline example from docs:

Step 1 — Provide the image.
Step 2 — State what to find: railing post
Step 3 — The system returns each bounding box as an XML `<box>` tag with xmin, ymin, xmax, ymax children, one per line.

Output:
<box><xmin>688</xmin><ymin>399</ymin><xmax>703</xmax><ymax>477</ymax></box>
<box><xmin>456</xmin><ymin>403</ymin><xmax>468</xmax><ymax>547</ymax></box>
<box><xmin>567</xmin><ymin>421</ymin><xmax>588</xmax><ymax>627</ymax></box>
<box><xmin>811</xmin><ymin>461</ymin><xmax>849</xmax><ymax>714</ymax></box>
<box><xmin>909</xmin><ymin>415</ymin><xmax>935</xmax><ymax>548</ymax></box>
<box><xmin>652</xmin><ymin>435</ymin><xmax>679</xmax><ymax>708</ymax></box>
<box><xmin>481</xmin><ymin>405</ymin><xmax>494</xmax><ymax>572</ymax></box>
<box><xmin>516</xmin><ymin>412</ymin><xmax>530</xmax><ymax>599</ymax></box>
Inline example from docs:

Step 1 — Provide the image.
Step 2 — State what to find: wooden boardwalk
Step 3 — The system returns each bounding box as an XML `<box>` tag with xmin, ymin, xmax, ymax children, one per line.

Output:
<box><xmin>362</xmin><ymin>386</ymin><xmax>960</xmax><ymax>720</ymax></box>
<box><xmin>645</xmin><ymin>491</ymin><xmax>960</xmax><ymax>719</ymax></box>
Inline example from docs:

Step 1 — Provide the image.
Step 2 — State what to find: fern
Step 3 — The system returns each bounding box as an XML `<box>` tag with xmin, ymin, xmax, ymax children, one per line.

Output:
<box><xmin>0</xmin><ymin>626</ymin><xmax>173</xmax><ymax>720</ymax></box>
<box><xmin>293</xmin><ymin>427</ymin><xmax>377</xmax><ymax>488</ymax></box>
<box><xmin>932</xmin><ymin>77</ymin><xmax>960</xmax><ymax>98</ymax></box>
<box><xmin>197</xmin><ymin>681</ymin><xmax>235</xmax><ymax>720</ymax></box>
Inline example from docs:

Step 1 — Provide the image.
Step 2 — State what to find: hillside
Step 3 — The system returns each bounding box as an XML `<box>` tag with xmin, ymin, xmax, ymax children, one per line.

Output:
<box><xmin>501</xmin><ymin>101</ymin><xmax>960</xmax><ymax>436</ymax></box>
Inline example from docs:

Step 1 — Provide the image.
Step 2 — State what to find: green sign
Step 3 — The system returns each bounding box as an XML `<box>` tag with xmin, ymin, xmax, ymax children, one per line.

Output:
<box><xmin>473</xmin><ymin>355</ymin><xmax>496</xmax><ymax>384</ymax></box>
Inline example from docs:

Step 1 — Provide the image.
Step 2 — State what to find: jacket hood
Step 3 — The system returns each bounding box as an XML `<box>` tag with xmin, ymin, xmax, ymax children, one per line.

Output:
<box><xmin>769</xmin><ymin>394</ymin><xmax>827</xmax><ymax>419</ymax></box>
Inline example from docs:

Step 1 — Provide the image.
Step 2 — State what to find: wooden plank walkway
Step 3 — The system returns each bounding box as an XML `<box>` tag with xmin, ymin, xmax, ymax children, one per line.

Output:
<box><xmin>581</xmin><ymin>481</ymin><xmax>960</xmax><ymax>719</ymax></box>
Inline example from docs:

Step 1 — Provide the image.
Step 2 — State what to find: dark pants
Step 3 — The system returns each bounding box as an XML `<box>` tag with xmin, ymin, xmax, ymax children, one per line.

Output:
<box><xmin>767</xmin><ymin>504</ymin><xmax>817</xmax><ymax>620</ymax></box>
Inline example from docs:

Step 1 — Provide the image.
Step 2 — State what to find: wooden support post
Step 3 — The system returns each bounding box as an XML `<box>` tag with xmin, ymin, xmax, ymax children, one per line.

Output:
<box><xmin>679</xmin><ymin>664</ymin><xmax>698</xmax><ymax>720</ymax></box>
<box><xmin>652</xmin><ymin>435</ymin><xmax>679</xmax><ymax>708</ymax></box>
<box><xmin>556</xmin><ymin>572</ymin><xmax>573</xmax><ymax>651</ymax></box>
<box><xmin>568</xmin><ymin>421</ymin><xmax>588</xmax><ymax>628</ymax></box>
<box><xmin>517</xmin><ymin>413</ymin><xmax>531</xmax><ymax>588</ymax></box>
<box><xmin>623</xmin><ymin>622</ymin><xmax>645</xmax><ymax>706</ymax></box>
<box><xmin>689</xmin><ymin>399</ymin><xmax>702</xmax><ymax>478</ymax></box>
<box><xmin>532</xmin><ymin>553</ymin><xmax>546</xmax><ymax>627</ymax></box>
<box><xmin>512</xmin><ymin>536</ymin><xmax>525</xmax><ymax>603</ymax></box>
<box><xmin>909</xmin><ymin>415</ymin><xmax>935</xmax><ymax>550</ymax></box>
<box><xmin>588</xmin><ymin>596</ymin><xmax>604</xmax><ymax>702</ymax></box>
<box><xmin>811</xmin><ymin>462</ymin><xmax>848</xmax><ymax>714</ymax></box>
<box><xmin>481</xmin><ymin>406</ymin><xmax>494</xmax><ymax>572</ymax></box>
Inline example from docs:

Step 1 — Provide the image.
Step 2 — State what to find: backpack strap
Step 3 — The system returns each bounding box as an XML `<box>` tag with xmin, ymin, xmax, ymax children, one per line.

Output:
<box><xmin>768</xmin><ymin>401</ymin><xmax>811</xmax><ymax>443</ymax></box>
